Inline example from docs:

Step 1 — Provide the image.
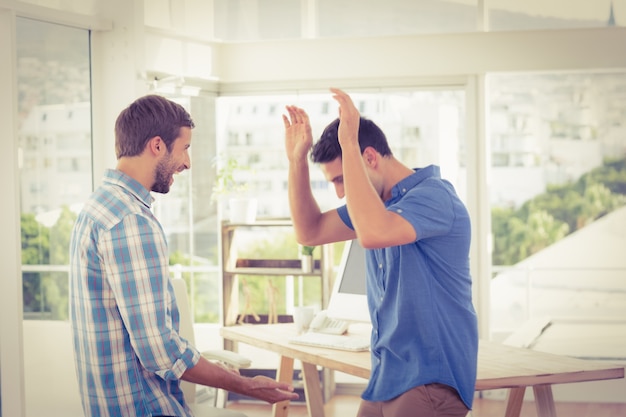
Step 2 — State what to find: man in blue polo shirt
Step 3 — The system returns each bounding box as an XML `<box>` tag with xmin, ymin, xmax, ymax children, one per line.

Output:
<box><xmin>283</xmin><ymin>88</ymin><xmax>478</xmax><ymax>417</ymax></box>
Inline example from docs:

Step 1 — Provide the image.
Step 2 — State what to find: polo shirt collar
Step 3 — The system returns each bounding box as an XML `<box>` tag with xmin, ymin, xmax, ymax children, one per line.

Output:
<box><xmin>388</xmin><ymin>165</ymin><xmax>441</xmax><ymax>203</ymax></box>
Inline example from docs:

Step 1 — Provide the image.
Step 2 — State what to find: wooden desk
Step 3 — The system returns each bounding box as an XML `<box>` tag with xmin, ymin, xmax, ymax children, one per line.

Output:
<box><xmin>221</xmin><ymin>323</ymin><xmax>624</xmax><ymax>417</ymax></box>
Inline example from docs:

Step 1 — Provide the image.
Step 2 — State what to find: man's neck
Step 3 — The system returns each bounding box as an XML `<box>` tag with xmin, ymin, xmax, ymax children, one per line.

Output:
<box><xmin>381</xmin><ymin>158</ymin><xmax>414</xmax><ymax>201</ymax></box>
<box><xmin>116</xmin><ymin>157</ymin><xmax>154</xmax><ymax>192</ymax></box>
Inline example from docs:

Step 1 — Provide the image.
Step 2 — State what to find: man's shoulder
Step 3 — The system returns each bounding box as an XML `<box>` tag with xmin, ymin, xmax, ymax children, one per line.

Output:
<box><xmin>81</xmin><ymin>185</ymin><xmax>146</xmax><ymax>231</ymax></box>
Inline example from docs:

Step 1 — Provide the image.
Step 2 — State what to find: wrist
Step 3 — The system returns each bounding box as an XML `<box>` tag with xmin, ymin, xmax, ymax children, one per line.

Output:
<box><xmin>289</xmin><ymin>156</ymin><xmax>310</xmax><ymax>168</ymax></box>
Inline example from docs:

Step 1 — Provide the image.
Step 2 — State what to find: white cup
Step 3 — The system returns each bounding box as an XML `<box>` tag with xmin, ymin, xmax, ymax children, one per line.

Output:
<box><xmin>293</xmin><ymin>306</ymin><xmax>315</xmax><ymax>334</ymax></box>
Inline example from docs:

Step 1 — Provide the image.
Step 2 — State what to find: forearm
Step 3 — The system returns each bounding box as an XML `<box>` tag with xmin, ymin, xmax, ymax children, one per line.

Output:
<box><xmin>182</xmin><ymin>356</ymin><xmax>248</xmax><ymax>394</ymax></box>
<box><xmin>182</xmin><ymin>356</ymin><xmax>297</xmax><ymax>404</ymax></box>
<box><xmin>342</xmin><ymin>144</ymin><xmax>387</xmax><ymax>245</ymax></box>
<box><xmin>288</xmin><ymin>158</ymin><xmax>323</xmax><ymax>244</ymax></box>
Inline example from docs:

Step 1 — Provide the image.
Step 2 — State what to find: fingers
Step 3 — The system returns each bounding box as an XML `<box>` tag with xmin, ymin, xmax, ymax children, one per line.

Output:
<box><xmin>284</xmin><ymin>105</ymin><xmax>309</xmax><ymax>127</ymax></box>
<box><xmin>252</xmin><ymin>376</ymin><xmax>299</xmax><ymax>403</ymax></box>
<box><xmin>275</xmin><ymin>381</ymin><xmax>296</xmax><ymax>392</ymax></box>
<box><xmin>330</xmin><ymin>87</ymin><xmax>355</xmax><ymax>111</ymax></box>
<box><xmin>330</xmin><ymin>87</ymin><xmax>348</xmax><ymax>104</ymax></box>
<box><xmin>330</xmin><ymin>87</ymin><xmax>345</xmax><ymax>99</ymax></box>
<box><xmin>281</xmin><ymin>390</ymin><xmax>300</xmax><ymax>401</ymax></box>
<box><xmin>270</xmin><ymin>387</ymin><xmax>299</xmax><ymax>402</ymax></box>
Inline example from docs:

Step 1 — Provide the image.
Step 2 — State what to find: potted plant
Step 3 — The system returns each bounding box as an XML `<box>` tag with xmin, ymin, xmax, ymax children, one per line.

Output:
<box><xmin>212</xmin><ymin>156</ymin><xmax>257</xmax><ymax>223</ymax></box>
<box><xmin>300</xmin><ymin>245</ymin><xmax>316</xmax><ymax>273</ymax></box>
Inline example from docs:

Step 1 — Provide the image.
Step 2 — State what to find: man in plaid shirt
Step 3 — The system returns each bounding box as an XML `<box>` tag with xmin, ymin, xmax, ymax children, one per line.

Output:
<box><xmin>69</xmin><ymin>95</ymin><xmax>297</xmax><ymax>416</ymax></box>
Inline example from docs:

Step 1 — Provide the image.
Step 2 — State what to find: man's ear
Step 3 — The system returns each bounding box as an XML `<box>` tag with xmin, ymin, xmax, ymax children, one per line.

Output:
<box><xmin>362</xmin><ymin>147</ymin><xmax>377</xmax><ymax>166</ymax></box>
<box><xmin>148</xmin><ymin>136</ymin><xmax>163</xmax><ymax>155</ymax></box>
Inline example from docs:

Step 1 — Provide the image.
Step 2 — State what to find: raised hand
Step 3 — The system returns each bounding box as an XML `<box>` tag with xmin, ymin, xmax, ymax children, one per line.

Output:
<box><xmin>330</xmin><ymin>88</ymin><xmax>360</xmax><ymax>149</ymax></box>
<box><xmin>283</xmin><ymin>105</ymin><xmax>313</xmax><ymax>163</ymax></box>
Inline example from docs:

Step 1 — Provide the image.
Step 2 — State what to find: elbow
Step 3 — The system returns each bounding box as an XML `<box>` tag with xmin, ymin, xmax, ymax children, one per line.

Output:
<box><xmin>294</xmin><ymin>231</ymin><xmax>316</xmax><ymax>247</ymax></box>
<box><xmin>357</xmin><ymin>236</ymin><xmax>379</xmax><ymax>249</ymax></box>
<box><xmin>354</xmin><ymin>225</ymin><xmax>387</xmax><ymax>249</ymax></box>
<box><xmin>357</xmin><ymin>229</ymin><xmax>415</xmax><ymax>249</ymax></box>
<box><xmin>295</xmin><ymin>229</ymin><xmax>330</xmax><ymax>247</ymax></box>
<box><xmin>355</xmin><ymin>229</ymin><xmax>380</xmax><ymax>248</ymax></box>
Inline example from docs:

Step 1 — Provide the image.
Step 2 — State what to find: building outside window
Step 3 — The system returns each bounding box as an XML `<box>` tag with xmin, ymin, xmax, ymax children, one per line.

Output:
<box><xmin>488</xmin><ymin>71</ymin><xmax>626</xmax><ymax>364</ymax></box>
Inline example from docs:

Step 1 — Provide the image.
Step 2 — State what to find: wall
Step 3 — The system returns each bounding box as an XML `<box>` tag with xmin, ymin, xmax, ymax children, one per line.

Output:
<box><xmin>214</xmin><ymin>28</ymin><xmax>626</xmax><ymax>90</ymax></box>
<box><xmin>22</xmin><ymin>321</ymin><xmax>83</xmax><ymax>417</ymax></box>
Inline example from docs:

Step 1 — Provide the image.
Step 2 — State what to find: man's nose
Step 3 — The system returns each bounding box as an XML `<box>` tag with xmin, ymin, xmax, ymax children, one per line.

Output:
<box><xmin>335</xmin><ymin>184</ymin><xmax>345</xmax><ymax>199</ymax></box>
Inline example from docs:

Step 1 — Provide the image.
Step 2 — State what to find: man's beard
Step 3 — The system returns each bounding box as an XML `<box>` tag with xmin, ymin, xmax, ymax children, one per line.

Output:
<box><xmin>153</xmin><ymin>156</ymin><xmax>174</xmax><ymax>194</ymax></box>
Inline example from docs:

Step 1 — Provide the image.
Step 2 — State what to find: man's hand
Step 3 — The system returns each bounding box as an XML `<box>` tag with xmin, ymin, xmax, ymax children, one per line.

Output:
<box><xmin>330</xmin><ymin>88</ymin><xmax>360</xmax><ymax>149</ymax></box>
<box><xmin>247</xmin><ymin>375</ymin><xmax>300</xmax><ymax>403</ymax></box>
<box><xmin>283</xmin><ymin>105</ymin><xmax>313</xmax><ymax>163</ymax></box>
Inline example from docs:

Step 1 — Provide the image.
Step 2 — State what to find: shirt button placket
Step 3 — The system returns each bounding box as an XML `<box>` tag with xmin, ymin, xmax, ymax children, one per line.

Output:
<box><xmin>378</xmin><ymin>262</ymin><xmax>384</xmax><ymax>301</ymax></box>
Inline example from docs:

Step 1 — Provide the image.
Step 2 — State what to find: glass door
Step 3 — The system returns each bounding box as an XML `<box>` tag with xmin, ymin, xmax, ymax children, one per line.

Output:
<box><xmin>16</xmin><ymin>17</ymin><xmax>92</xmax><ymax>416</ymax></box>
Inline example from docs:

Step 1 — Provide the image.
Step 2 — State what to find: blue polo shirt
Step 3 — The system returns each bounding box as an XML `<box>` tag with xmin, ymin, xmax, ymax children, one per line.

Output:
<box><xmin>337</xmin><ymin>165</ymin><xmax>478</xmax><ymax>408</ymax></box>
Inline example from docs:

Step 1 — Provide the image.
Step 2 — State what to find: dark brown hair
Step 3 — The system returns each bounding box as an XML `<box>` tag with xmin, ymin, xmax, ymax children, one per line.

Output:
<box><xmin>311</xmin><ymin>116</ymin><xmax>392</xmax><ymax>163</ymax></box>
<box><xmin>114</xmin><ymin>95</ymin><xmax>195</xmax><ymax>159</ymax></box>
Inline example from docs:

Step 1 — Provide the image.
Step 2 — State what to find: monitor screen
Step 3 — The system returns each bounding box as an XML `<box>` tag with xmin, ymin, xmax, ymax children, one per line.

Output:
<box><xmin>326</xmin><ymin>239</ymin><xmax>371</xmax><ymax>323</ymax></box>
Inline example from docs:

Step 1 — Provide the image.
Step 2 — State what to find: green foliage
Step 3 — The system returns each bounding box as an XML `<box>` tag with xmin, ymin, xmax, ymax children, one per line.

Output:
<box><xmin>492</xmin><ymin>156</ymin><xmax>626</xmax><ymax>266</ymax></box>
<box><xmin>22</xmin><ymin>206</ymin><xmax>77</xmax><ymax>320</ymax></box>
<box><xmin>49</xmin><ymin>206</ymin><xmax>75</xmax><ymax>264</ymax></box>
<box><xmin>212</xmin><ymin>156</ymin><xmax>252</xmax><ymax>200</ymax></box>
<box><xmin>169</xmin><ymin>250</ymin><xmax>190</xmax><ymax>266</ymax></box>
<box><xmin>586</xmin><ymin>157</ymin><xmax>626</xmax><ymax>195</ymax></box>
<box><xmin>21</xmin><ymin>212</ymin><xmax>49</xmax><ymax>265</ymax></box>
<box><xmin>300</xmin><ymin>245</ymin><xmax>316</xmax><ymax>256</ymax></box>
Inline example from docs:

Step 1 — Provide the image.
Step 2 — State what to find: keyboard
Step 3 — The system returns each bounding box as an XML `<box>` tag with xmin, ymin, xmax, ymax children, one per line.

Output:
<box><xmin>288</xmin><ymin>332</ymin><xmax>370</xmax><ymax>352</ymax></box>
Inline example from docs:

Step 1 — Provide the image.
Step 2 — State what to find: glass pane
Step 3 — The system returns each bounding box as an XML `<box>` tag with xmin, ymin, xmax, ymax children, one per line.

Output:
<box><xmin>488</xmin><ymin>72</ymin><xmax>626</xmax><ymax>360</ymax></box>
<box><xmin>149</xmin><ymin>1</ymin><xmax>625</xmax><ymax>41</ymax></box>
<box><xmin>219</xmin><ymin>90</ymin><xmax>467</xmax><ymax>210</ymax></box>
<box><xmin>210</xmin><ymin>0</ymin><xmax>479</xmax><ymax>40</ymax></box>
<box><xmin>489</xmin><ymin>0</ymin><xmax>625</xmax><ymax>31</ymax></box>
<box><xmin>151</xmin><ymin>94</ymin><xmax>222</xmax><ymax>323</ymax></box>
<box><xmin>17</xmin><ymin>17</ymin><xmax>92</xmax><ymax>321</ymax></box>
<box><xmin>16</xmin><ymin>16</ymin><xmax>92</xmax><ymax>416</ymax></box>
<box><xmin>318</xmin><ymin>0</ymin><xmax>478</xmax><ymax>37</ymax></box>
<box><xmin>145</xmin><ymin>0</ymin><xmax>626</xmax><ymax>41</ymax></box>
<box><xmin>216</xmin><ymin>88</ymin><xmax>467</xmax><ymax>315</ymax></box>
<box><xmin>213</xmin><ymin>0</ymin><xmax>301</xmax><ymax>41</ymax></box>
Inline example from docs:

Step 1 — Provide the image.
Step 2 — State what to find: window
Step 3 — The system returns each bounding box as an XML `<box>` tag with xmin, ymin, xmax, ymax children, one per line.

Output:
<box><xmin>318</xmin><ymin>0</ymin><xmax>478</xmax><ymax>37</ymax></box>
<box><xmin>15</xmin><ymin>16</ymin><xmax>92</xmax><ymax>416</ymax></box>
<box><xmin>488</xmin><ymin>1</ymin><xmax>624</xmax><ymax>31</ymax></box>
<box><xmin>488</xmin><ymin>71</ymin><xmax>626</xmax><ymax>360</ymax></box>
<box><xmin>17</xmin><ymin>17</ymin><xmax>92</xmax><ymax>321</ymax></box>
<box><xmin>146</xmin><ymin>1</ymin><xmax>625</xmax><ymax>42</ymax></box>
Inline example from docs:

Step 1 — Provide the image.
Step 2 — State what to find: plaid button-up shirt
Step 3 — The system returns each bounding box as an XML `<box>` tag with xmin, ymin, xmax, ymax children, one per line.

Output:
<box><xmin>69</xmin><ymin>169</ymin><xmax>199</xmax><ymax>417</ymax></box>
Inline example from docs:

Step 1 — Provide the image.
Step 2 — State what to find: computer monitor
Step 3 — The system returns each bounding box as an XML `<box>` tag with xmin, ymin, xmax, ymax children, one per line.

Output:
<box><xmin>326</xmin><ymin>239</ymin><xmax>371</xmax><ymax>323</ymax></box>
